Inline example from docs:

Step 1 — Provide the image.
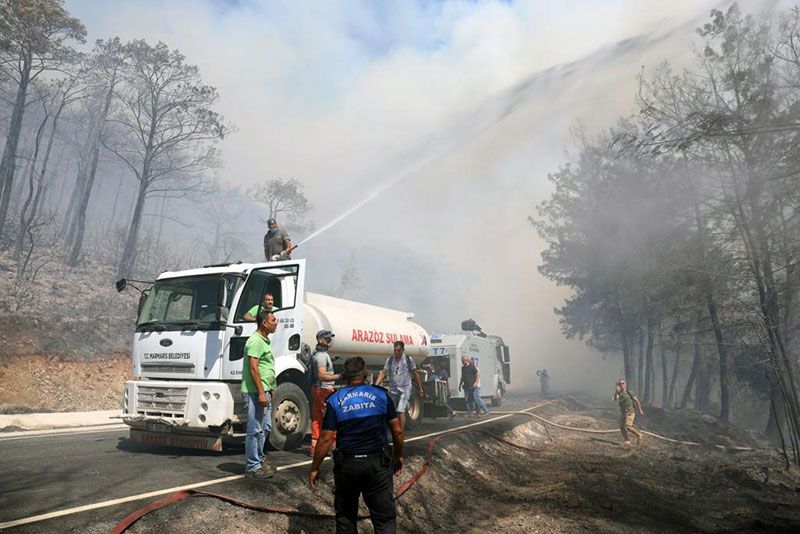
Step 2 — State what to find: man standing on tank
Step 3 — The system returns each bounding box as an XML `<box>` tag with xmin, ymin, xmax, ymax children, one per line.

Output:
<box><xmin>264</xmin><ymin>218</ymin><xmax>291</xmax><ymax>261</ymax></box>
<box><xmin>375</xmin><ymin>341</ymin><xmax>424</xmax><ymax>430</ymax></box>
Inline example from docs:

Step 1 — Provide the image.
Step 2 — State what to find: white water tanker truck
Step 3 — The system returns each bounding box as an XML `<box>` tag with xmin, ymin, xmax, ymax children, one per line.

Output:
<box><xmin>117</xmin><ymin>259</ymin><xmax>510</xmax><ymax>451</ymax></box>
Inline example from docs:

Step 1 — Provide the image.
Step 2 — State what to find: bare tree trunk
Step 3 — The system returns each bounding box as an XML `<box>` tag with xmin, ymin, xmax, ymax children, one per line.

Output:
<box><xmin>15</xmin><ymin>97</ymin><xmax>65</xmax><ymax>261</ymax></box>
<box><xmin>637</xmin><ymin>326</ymin><xmax>644</xmax><ymax>393</ymax></box>
<box><xmin>696</xmin><ymin>357</ymin><xmax>712</xmax><ymax>413</ymax></box>
<box><xmin>67</xmin><ymin>143</ymin><xmax>100</xmax><ymax>266</ymax></box>
<box><xmin>154</xmin><ymin>194</ymin><xmax>167</xmax><ymax>251</ymax></box>
<box><xmin>116</xmin><ymin>179</ymin><xmax>147</xmax><ymax>278</ymax></box>
<box><xmin>0</xmin><ymin>61</ymin><xmax>32</xmax><ymax>238</ymax></box>
<box><xmin>14</xmin><ymin>111</ymin><xmax>49</xmax><ymax>261</ymax></box>
<box><xmin>707</xmin><ymin>294</ymin><xmax>730</xmax><ymax>421</ymax></box>
<box><xmin>668</xmin><ymin>347</ymin><xmax>681</xmax><ymax>408</ymax></box>
<box><xmin>105</xmin><ymin>178</ymin><xmax>124</xmax><ymax>237</ymax></box>
<box><xmin>644</xmin><ymin>317</ymin><xmax>655</xmax><ymax>403</ymax></box>
<box><xmin>661</xmin><ymin>337</ymin><xmax>669</xmax><ymax>408</ymax></box>
<box><xmin>766</xmin><ymin>382</ymin><xmax>784</xmax><ymax>440</ymax></box>
<box><xmin>622</xmin><ymin>331</ymin><xmax>633</xmax><ymax>386</ymax></box>
<box><xmin>692</xmin><ymin>198</ymin><xmax>730</xmax><ymax>421</ymax></box>
<box><xmin>9</xmin><ymin>151</ymin><xmax>32</xmax><ymax>217</ymax></box>
<box><xmin>681</xmin><ymin>340</ymin><xmax>701</xmax><ymax>409</ymax></box>
<box><xmin>66</xmin><ymin>74</ymin><xmax>116</xmax><ymax>252</ymax></box>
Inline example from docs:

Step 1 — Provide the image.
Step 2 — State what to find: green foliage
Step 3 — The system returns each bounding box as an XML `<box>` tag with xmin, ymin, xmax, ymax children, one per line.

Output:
<box><xmin>534</xmin><ymin>2</ymin><xmax>800</xmax><ymax>453</ymax></box>
<box><xmin>0</xmin><ymin>0</ymin><xmax>86</xmax><ymax>73</ymax></box>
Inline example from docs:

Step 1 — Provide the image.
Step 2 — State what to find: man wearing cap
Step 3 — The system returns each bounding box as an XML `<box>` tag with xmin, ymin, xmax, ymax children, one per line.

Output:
<box><xmin>310</xmin><ymin>329</ymin><xmax>342</xmax><ymax>456</ymax></box>
<box><xmin>264</xmin><ymin>218</ymin><xmax>291</xmax><ymax>261</ymax></box>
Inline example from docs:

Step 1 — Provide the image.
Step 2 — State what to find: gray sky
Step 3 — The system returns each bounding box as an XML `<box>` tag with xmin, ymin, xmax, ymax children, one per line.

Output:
<box><xmin>66</xmin><ymin>0</ymin><xmax>766</xmax><ymax>395</ymax></box>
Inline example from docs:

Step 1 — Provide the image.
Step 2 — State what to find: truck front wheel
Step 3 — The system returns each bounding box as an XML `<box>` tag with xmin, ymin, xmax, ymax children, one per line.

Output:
<box><xmin>269</xmin><ymin>382</ymin><xmax>309</xmax><ymax>451</ymax></box>
<box><xmin>405</xmin><ymin>386</ymin><xmax>424</xmax><ymax>430</ymax></box>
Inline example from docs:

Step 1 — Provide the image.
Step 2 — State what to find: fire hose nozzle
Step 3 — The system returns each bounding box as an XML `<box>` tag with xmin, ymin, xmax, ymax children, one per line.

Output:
<box><xmin>270</xmin><ymin>245</ymin><xmax>298</xmax><ymax>262</ymax></box>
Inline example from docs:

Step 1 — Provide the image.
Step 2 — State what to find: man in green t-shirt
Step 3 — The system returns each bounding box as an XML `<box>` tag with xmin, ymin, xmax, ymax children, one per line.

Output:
<box><xmin>243</xmin><ymin>292</ymin><xmax>278</xmax><ymax>322</ymax></box>
<box><xmin>613</xmin><ymin>379</ymin><xmax>644</xmax><ymax>445</ymax></box>
<box><xmin>242</xmin><ymin>309</ymin><xmax>278</xmax><ymax>477</ymax></box>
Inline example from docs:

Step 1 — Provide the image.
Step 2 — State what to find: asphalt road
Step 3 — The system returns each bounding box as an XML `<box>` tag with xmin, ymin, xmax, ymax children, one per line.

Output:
<box><xmin>0</xmin><ymin>393</ymin><xmax>537</xmax><ymax>533</ymax></box>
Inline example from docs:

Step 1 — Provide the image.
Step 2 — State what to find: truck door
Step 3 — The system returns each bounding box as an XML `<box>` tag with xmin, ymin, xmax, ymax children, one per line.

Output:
<box><xmin>222</xmin><ymin>261</ymin><xmax>305</xmax><ymax>380</ymax></box>
<box><xmin>502</xmin><ymin>345</ymin><xmax>511</xmax><ymax>384</ymax></box>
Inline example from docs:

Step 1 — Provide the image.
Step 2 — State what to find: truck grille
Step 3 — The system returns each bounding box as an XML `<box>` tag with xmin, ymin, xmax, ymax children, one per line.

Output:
<box><xmin>141</xmin><ymin>363</ymin><xmax>196</xmax><ymax>374</ymax></box>
<box><xmin>136</xmin><ymin>385</ymin><xmax>189</xmax><ymax>418</ymax></box>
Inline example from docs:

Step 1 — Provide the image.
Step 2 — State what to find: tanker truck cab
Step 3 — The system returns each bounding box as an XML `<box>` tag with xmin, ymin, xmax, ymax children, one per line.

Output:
<box><xmin>122</xmin><ymin>260</ymin><xmax>309</xmax><ymax>451</ymax></box>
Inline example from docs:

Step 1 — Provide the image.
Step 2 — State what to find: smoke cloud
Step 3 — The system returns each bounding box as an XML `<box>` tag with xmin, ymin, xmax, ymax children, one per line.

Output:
<box><xmin>64</xmin><ymin>0</ymin><xmax>779</xmax><ymax>397</ymax></box>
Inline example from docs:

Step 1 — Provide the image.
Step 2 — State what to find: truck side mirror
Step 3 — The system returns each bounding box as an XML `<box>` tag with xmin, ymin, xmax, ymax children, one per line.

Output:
<box><xmin>216</xmin><ymin>306</ymin><xmax>229</xmax><ymax>323</ymax></box>
<box><xmin>116</xmin><ymin>279</ymin><xmax>127</xmax><ymax>292</ymax></box>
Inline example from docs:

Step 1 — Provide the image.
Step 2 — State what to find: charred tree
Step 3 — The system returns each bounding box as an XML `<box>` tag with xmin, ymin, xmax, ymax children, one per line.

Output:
<box><xmin>66</xmin><ymin>40</ymin><xmax>124</xmax><ymax>266</ymax></box>
<box><xmin>103</xmin><ymin>40</ymin><xmax>228</xmax><ymax>278</ymax></box>
<box><xmin>0</xmin><ymin>0</ymin><xmax>85</xmax><ymax>238</ymax></box>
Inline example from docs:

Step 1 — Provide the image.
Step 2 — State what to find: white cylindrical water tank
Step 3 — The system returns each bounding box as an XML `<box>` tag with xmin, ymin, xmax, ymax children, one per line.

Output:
<box><xmin>302</xmin><ymin>292</ymin><xmax>430</xmax><ymax>368</ymax></box>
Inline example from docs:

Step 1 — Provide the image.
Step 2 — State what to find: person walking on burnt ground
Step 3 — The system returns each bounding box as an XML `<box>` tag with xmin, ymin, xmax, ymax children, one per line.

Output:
<box><xmin>310</xmin><ymin>356</ymin><xmax>405</xmax><ymax>534</ymax></box>
<box><xmin>374</xmin><ymin>340</ymin><xmax>424</xmax><ymax>431</ymax></box>
<box><xmin>242</xmin><ymin>309</ymin><xmax>278</xmax><ymax>477</ymax></box>
<box><xmin>459</xmin><ymin>356</ymin><xmax>477</xmax><ymax>417</ymax></box>
<box><xmin>472</xmin><ymin>364</ymin><xmax>490</xmax><ymax>416</ymax></box>
<box><xmin>264</xmin><ymin>218</ymin><xmax>292</xmax><ymax>261</ymax></box>
<box><xmin>310</xmin><ymin>329</ymin><xmax>342</xmax><ymax>456</ymax></box>
<box><xmin>614</xmin><ymin>379</ymin><xmax>644</xmax><ymax>446</ymax></box>
<box><xmin>537</xmin><ymin>369</ymin><xmax>550</xmax><ymax>397</ymax></box>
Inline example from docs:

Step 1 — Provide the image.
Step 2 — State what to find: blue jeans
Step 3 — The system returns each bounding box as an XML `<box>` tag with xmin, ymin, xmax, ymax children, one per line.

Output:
<box><xmin>244</xmin><ymin>392</ymin><xmax>272</xmax><ymax>473</ymax></box>
<box><xmin>464</xmin><ymin>387</ymin><xmax>475</xmax><ymax>414</ymax></box>
<box><xmin>473</xmin><ymin>387</ymin><xmax>489</xmax><ymax>414</ymax></box>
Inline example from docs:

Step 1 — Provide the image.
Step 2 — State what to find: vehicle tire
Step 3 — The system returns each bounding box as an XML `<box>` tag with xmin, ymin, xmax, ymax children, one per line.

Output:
<box><xmin>405</xmin><ymin>386</ymin><xmax>424</xmax><ymax>430</ymax></box>
<box><xmin>269</xmin><ymin>382</ymin><xmax>310</xmax><ymax>451</ymax></box>
<box><xmin>491</xmin><ymin>384</ymin><xmax>503</xmax><ymax>407</ymax></box>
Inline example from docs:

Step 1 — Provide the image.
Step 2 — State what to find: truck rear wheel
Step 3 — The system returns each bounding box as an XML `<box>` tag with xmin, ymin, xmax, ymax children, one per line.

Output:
<box><xmin>491</xmin><ymin>384</ymin><xmax>503</xmax><ymax>407</ymax></box>
<box><xmin>269</xmin><ymin>382</ymin><xmax>309</xmax><ymax>451</ymax></box>
<box><xmin>405</xmin><ymin>387</ymin><xmax>424</xmax><ymax>429</ymax></box>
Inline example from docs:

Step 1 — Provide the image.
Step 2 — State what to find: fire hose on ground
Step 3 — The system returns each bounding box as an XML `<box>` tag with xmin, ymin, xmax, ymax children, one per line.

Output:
<box><xmin>488</xmin><ymin>408</ymin><xmax>759</xmax><ymax>451</ymax></box>
<box><xmin>111</xmin><ymin>401</ymin><xmax>757</xmax><ymax>533</ymax></box>
<box><xmin>110</xmin><ymin>422</ymin><xmax>550</xmax><ymax>533</ymax></box>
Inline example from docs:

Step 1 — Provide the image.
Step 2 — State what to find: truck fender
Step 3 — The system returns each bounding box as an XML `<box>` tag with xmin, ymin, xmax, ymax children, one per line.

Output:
<box><xmin>274</xmin><ymin>354</ymin><xmax>305</xmax><ymax>377</ymax></box>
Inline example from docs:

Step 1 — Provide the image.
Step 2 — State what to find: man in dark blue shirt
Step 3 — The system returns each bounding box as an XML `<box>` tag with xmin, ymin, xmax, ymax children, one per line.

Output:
<box><xmin>309</xmin><ymin>356</ymin><xmax>404</xmax><ymax>534</ymax></box>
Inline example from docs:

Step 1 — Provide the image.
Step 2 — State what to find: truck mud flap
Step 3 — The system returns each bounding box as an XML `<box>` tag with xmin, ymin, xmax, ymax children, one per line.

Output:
<box><xmin>130</xmin><ymin>429</ymin><xmax>223</xmax><ymax>451</ymax></box>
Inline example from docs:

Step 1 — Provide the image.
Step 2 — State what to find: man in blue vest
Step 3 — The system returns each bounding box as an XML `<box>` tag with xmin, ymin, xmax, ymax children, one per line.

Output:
<box><xmin>309</xmin><ymin>356</ymin><xmax>405</xmax><ymax>534</ymax></box>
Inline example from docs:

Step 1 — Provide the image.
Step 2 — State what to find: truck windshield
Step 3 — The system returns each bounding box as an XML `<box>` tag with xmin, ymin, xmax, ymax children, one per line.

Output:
<box><xmin>137</xmin><ymin>274</ymin><xmax>238</xmax><ymax>329</ymax></box>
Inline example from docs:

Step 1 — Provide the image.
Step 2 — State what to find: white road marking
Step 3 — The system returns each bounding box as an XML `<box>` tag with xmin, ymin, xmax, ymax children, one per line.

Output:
<box><xmin>0</xmin><ymin>424</ymin><xmax>128</xmax><ymax>441</ymax></box>
<box><xmin>0</xmin><ymin>408</ymin><xmax>531</xmax><ymax>530</ymax></box>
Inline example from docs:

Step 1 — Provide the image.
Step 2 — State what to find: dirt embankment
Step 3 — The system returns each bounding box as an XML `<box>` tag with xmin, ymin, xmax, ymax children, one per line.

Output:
<box><xmin>0</xmin><ymin>313</ymin><xmax>134</xmax><ymax>413</ymax></box>
<box><xmin>0</xmin><ymin>352</ymin><xmax>130</xmax><ymax>413</ymax></box>
<box><xmin>121</xmin><ymin>397</ymin><xmax>800</xmax><ymax>534</ymax></box>
<box><xmin>0</xmin><ymin>248</ymin><xmax>138</xmax><ymax>413</ymax></box>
